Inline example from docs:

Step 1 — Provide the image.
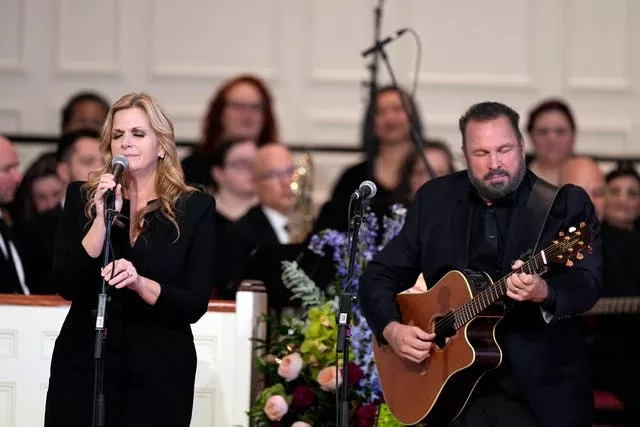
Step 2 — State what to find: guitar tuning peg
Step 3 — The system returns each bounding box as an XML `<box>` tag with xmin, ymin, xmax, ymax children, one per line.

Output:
<box><xmin>564</xmin><ymin>236</ymin><xmax>570</xmax><ymax>241</ymax></box>
<box><xmin>578</xmin><ymin>240</ymin><xmax>584</xmax><ymax>246</ymax></box>
<box><xmin>576</xmin><ymin>252</ymin><xmax>584</xmax><ymax>260</ymax></box>
<box><xmin>575</xmin><ymin>231</ymin><xmax>581</xmax><ymax>236</ymax></box>
<box><xmin>565</xmin><ymin>260</ymin><xmax>574</xmax><ymax>267</ymax></box>
<box><xmin>557</xmin><ymin>255</ymin><xmax>564</xmax><ymax>260</ymax></box>
<box><xmin>553</xmin><ymin>240</ymin><xmax>559</xmax><ymax>244</ymax></box>
<box><xmin>567</xmin><ymin>247</ymin><xmax>573</xmax><ymax>252</ymax></box>
<box><xmin>559</xmin><ymin>231</ymin><xmax>565</xmax><ymax>237</ymax></box>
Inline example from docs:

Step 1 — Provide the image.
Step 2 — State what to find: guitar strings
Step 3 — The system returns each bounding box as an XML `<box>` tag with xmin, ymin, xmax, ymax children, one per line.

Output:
<box><xmin>432</xmin><ymin>241</ymin><xmax>576</xmax><ymax>334</ymax></box>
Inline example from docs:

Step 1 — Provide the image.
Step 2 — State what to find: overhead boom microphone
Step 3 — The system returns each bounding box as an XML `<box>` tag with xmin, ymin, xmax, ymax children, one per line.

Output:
<box><xmin>361</xmin><ymin>28</ymin><xmax>408</xmax><ymax>58</ymax></box>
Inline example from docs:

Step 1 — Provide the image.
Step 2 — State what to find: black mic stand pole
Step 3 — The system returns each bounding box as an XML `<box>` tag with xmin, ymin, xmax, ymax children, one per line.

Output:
<box><xmin>337</xmin><ymin>195</ymin><xmax>364</xmax><ymax>427</ymax></box>
<box><xmin>92</xmin><ymin>193</ymin><xmax>116</xmax><ymax>427</ymax></box>
<box><xmin>364</xmin><ymin>0</ymin><xmax>384</xmax><ymax>180</ymax></box>
<box><xmin>377</xmin><ymin>43</ymin><xmax>435</xmax><ymax>180</ymax></box>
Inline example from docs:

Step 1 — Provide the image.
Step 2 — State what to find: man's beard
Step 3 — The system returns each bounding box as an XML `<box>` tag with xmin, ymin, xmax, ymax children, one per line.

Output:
<box><xmin>468</xmin><ymin>161</ymin><xmax>526</xmax><ymax>201</ymax></box>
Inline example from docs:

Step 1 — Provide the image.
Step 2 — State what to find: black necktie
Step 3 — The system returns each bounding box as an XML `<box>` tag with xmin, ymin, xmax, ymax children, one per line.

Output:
<box><xmin>0</xmin><ymin>217</ymin><xmax>23</xmax><ymax>294</ymax></box>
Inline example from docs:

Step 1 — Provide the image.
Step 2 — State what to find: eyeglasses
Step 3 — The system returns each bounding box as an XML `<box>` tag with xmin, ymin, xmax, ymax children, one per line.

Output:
<box><xmin>532</xmin><ymin>127</ymin><xmax>571</xmax><ymax>137</ymax></box>
<box><xmin>225</xmin><ymin>100</ymin><xmax>265</xmax><ymax>113</ymax></box>
<box><xmin>224</xmin><ymin>159</ymin><xmax>254</xmax><ymax>171</ymax></box>
<box><xmin>608</xmin><ymin>187</ymin><xmax>640</xmax><ymax>198</ymax></box>
<box><xmin>258</xmin><ymin>166</ymin><xmax>295</xmax><ymax>181</ymax></box>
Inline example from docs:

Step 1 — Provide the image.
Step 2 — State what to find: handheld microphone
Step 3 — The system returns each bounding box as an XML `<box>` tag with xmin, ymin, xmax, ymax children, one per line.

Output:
<box><xmin>105</xmin><ymin>155</ymin><xmax>128</xmax><ymax>208</ymax></box>
<box><xmin>361</xmin><ymin>28</ymin><xmax>408</xmax><ymax>58</ymax></box>
<box><xmin>352</xmin><ymin>180</ymin><xmax>377</xmax><ymax>200</ymax></box>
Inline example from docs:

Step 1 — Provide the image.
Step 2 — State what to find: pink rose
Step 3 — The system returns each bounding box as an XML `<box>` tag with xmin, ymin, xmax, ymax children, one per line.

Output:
<box><xmin>264</xmin><ymin>395</ymin><xmax>288</xmax><ymax>421</ymax></box>
<box><xmin>277</xmin><ymin>352</ymin><xmax>303</xmax><ymax>382</ymax></box>
<box><xmin>317</xmin><ymin>365</ymin><xmax>342</xmax><ymax>392</ymax></box>
<box><xmin>292</xmin><ymin>422</ymin><xmax>311</xmax><ymax>427</ymax></box>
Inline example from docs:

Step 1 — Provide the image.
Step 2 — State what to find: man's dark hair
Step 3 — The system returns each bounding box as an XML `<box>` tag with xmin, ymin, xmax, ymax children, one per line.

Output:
<box><xmin>458</xmin><ymin>101</ymin><xmax>523</xmax><ymax>147</ymax></box>
<box><xmin>61</xmin><ymin>91</ymin><xmax>110</xmax><ymax>131</ymax></box>
<box><xmin>56</xmin><ymin>128</ymin><xmax>101</xmax><ymax>163</ymax></box>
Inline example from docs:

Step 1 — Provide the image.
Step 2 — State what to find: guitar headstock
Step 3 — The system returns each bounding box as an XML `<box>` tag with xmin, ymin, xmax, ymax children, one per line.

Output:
<box><xmin>551</xmin><ymin>222</ymin><xmax>593</xmax><ymax>267</ymax></box>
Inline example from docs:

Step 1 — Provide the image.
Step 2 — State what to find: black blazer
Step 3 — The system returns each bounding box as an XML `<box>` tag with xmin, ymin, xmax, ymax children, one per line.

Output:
<box><xmin>360</xmin><ymin>170</ymin><xmax>602</xmax><ymax>427</ymax></box>
<box><xmin>44</xmin><ymin>182</ymin><xmax>216</xmax><ymax>427</ymax></box>
<box><xmin>13</xmin><ymin>204</ymin><xmax>62</xmax><ymax>294</ymax></box>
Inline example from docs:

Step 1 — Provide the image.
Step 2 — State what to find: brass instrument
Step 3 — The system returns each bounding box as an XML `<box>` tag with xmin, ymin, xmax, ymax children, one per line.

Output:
<box><xmin>289</xmin><ymin>152</ymin><xmax>315</xmax><ymax>244</ymax></box>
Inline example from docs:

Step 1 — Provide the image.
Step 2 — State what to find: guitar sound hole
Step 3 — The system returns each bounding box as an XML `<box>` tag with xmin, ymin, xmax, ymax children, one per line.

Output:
<box><xmin>433</xmin><ymin>312</ymin><xmax>455</xmax><ymax>349</ymax></box>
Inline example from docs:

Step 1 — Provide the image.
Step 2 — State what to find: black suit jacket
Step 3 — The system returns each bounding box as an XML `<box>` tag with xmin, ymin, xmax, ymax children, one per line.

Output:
<box><xmin>13</xmin><ymin>204</ymin><xmax>62</xmax><ymax>294</ymax></box>
<box><xmin>44</xmin><ymin>182</ymin><xmax>216</xmax><ymax>427</ymax></box>
<box><xmin>222</xmin><ymin>205</ymin><xmax>311</xmax><ymax>311</ymax></box>
<box><xmin>360</xmin><ymin>170</ymin><xmax>602</xmax><ymax>427</ymax></box>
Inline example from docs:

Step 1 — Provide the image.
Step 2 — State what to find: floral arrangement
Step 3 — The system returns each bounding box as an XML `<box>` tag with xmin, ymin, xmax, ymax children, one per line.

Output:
<box><xmin>249</xmin><ymin>204</ymin><xmax>408</xmax><ymax>427</ymax></box>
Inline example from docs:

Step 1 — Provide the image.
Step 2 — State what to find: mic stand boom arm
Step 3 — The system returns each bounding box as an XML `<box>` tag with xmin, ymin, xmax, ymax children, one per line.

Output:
<box><xmin>377</xmin><ymin>42</ymin><xmax>435</xmax><ymax>180</ymax></box>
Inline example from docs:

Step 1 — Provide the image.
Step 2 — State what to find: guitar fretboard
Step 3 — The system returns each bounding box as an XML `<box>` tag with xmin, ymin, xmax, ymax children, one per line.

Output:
<box><xmin>450</xmin><ymin>234</ymin><xmax>579</xmax><ymax>329</ymax></box>
<box><xmin>586</xmin><ymin>297</ymin><xmax>640</xmax><ymax>315</ymax></box>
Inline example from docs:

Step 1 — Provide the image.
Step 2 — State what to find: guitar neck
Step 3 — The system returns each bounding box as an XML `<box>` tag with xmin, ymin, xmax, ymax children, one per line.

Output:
<box><xmin>586</xmin><ymin>297</ymin><xmax>640</xmax><ymax>315</ymax></box>
<box><xmin>453</xmin><ymin>251</ymin><xmax>550</xmax><ymax>329</ymax></box>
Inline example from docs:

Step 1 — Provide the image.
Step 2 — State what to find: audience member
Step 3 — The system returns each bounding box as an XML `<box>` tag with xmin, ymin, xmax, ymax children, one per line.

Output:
<box><xmin>12</xmin><ymin>152</ymin><xmax>63</xmax><ymax>223</ymax></box>
<box><xmin>60</xmin><ymin>91</ymin><xmax>110</xmax><ymax>134</ymax></box>
<box><xmin>604</xmin><ymin>161</ymin><xmax>640</xmax><ymax>231</ymax></box>
<box><xmin>0</xmin><ymin>135</ymin><xmax>28</xmax><ymax>294</ymax></box>
<box><xmin>182</xmin><ymin>74</ymin><xmax>279</xmax><ymax>187</ymax></box>
<box><xmin>559</xmin><ymin>157</ymin><xmax>606</xmax><ymax>220</ymax></box>
<box><xmin>13</xmin><ymin>129</ymin><xmax>103</xmax><ymax>294</ymax></box>
<box><xmin>221</xmin><ymin>143</ymin><xmax>299</xmax><ymax>306</ymax></box>
<box><xmin>525</xmin><ymin>98</ymin><xmax>576</xmax><ymax>186</ymax></box>
<box><xmin>560</xmin><ymin>156</ymin><xmax>640</xmax><ymax>425</ymax></box>
<box><xmin>208</xmin><ymin>137</ymin><xmax>258</xmax><ymax>295</ymax></box>
<box><xmin>393</xmin><ymin>139</ymin><xmax>455</xmax><ymax>205</ymax></box>
<box><xmin>315</xmin><ymin>85</ymin><xmax>427</xmax><ymax>232</ymax></box>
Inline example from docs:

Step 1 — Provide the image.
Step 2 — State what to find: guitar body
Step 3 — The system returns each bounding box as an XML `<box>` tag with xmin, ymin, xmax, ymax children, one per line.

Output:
<box><xmin>373</xmin><ymin>270</ymin><xmax>504</xmax><ymax>426</ymax></box>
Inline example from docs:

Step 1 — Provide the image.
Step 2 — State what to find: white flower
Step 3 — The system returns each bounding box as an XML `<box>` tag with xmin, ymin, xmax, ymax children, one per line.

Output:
<box><xmin>277</xmin><ymin>352</ymin><xmax>303</xmax><ymax>382</ymax></box>
<box><xmin>264</xmin><ymin>395</ymin><xmax>288</xmax><ymax>421</ymax></box>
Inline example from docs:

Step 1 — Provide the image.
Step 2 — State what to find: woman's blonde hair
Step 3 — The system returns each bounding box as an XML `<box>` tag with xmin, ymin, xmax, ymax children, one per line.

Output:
<box><xmin>83</xmin><ymin>92</ymin><xmax>195</xmax><ymax>238</ymax></box>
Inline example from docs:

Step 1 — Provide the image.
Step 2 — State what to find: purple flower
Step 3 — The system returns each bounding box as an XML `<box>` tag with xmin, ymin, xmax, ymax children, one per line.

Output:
<box><xmin>305</xmin><ymin>204</ymin><xmax>408</xmax><ymax>403</ymax></box>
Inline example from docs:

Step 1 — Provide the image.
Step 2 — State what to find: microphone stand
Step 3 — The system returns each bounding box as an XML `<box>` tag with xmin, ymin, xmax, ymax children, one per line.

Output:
<box><xmin>92</xmin><ymin>194</ymin><xmax>116</xmax><ymax>427</ymax></box>
<box><xmin>363</xmin><ymin>0</ymin><xmax>384</xmax><ymax>181</ymax></box>
<box><xmin>376</xmin><ymin>41</ymin><xmax>435</xmax><ymax>180</ymax></box>
<box><xmin>337</xmin><ymin>195</ymin><xmax>364</xmax><ymax>427</ymax></box>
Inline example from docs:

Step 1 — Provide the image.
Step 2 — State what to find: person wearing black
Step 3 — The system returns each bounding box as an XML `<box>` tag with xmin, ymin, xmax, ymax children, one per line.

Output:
<box><xmin>44</xmin><ymin>93</ymin><xmax>216</xmax><ymax>427</ymax></box>
<box><xmin>0</xmin><ymin>135</ymin><xmax>28</xmax><ymax>294</ymax></box>
<box><xmin>314</xmin><ymin>85</ymin><xmax>426</xmax><ymax>233</ymax></box>
<box><xmin>360</xmin><ymin>101</ymin><xmax>602</xmax><ymax>427</ymax></box>
<box><xmin>560</xmin><ymin>158</ymin><xmax>640</xmax><ymax>424</ymax></box>
<box><xmin>13</xmin><ymin>129</ymin><xmax>104</xmax><ymax>294</ymax></box>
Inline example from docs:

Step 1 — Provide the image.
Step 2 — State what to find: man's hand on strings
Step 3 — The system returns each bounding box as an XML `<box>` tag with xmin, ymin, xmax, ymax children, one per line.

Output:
<box><xmin>506</xmin><ymin>259</ymin><xmax>549</xmax><ymax>303</ymax></box>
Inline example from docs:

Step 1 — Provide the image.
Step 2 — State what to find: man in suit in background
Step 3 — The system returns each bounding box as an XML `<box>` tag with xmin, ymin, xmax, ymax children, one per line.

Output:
<box><xmin>0</xmin><ymin>135</ymin><xmax>28</xmax><ymax>294</ymax></box>
<box><xmin>360</xmin><ymin>101</ymin><xmax>602</xmax><ymax>427</ymax></box>
<box><xmin>221</xmin><ymin>143</ymin><xmax>297</xmax><ymax>307</ymax></box>
<box><xmin>14</xmin><ymin>129</ymin><xmax>103</xmax><ymax>294</ymax></box>
<box><xmin>561</xmin><ymin>156</ymin><xmax>640</xmax><ymax>424</ymax></box>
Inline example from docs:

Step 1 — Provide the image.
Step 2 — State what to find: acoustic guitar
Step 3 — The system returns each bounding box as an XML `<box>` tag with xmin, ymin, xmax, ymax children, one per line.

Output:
<box><xmin>372</xmin><ymin>222</ymin><xmax>593</xmax><ymax>426</ymax></box>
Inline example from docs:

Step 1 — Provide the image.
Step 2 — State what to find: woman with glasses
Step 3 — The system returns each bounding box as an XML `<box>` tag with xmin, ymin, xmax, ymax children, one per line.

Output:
<box><xmin>181</xmin><ymin>74</ymin><xmax>279</xmax><ymax>188</ymax></box>
<box><xmin>525</xmin><ymin>98</ymin><xmax>577</xmax><ymax>186</ymax></box>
